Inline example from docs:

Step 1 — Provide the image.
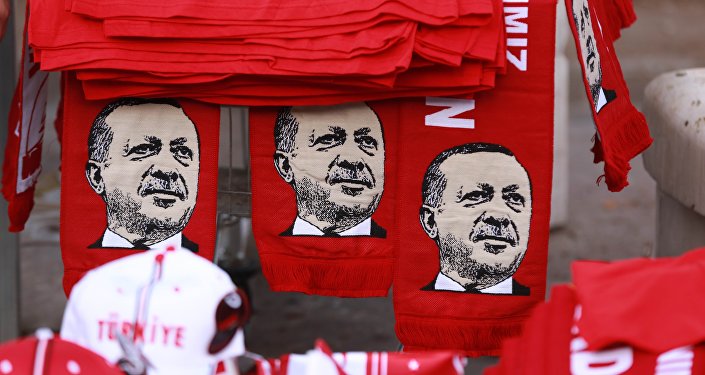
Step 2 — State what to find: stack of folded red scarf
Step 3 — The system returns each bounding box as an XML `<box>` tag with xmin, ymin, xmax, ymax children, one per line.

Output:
<box><xmin>28</xmin><ymin>0</ymin><xmax>509</xmax><ymax>106</ymax></box>
<box><xmin>486</xmin><ymin>247</ymin><xmax>705</xmax><ymax>374</ymax></box>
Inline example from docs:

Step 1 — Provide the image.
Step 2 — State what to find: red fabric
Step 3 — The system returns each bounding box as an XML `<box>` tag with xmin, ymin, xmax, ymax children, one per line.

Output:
<box><xmin>414</xmin><ymin>0</ymin><xmax>503</xmax><ymax>66</ymax></box>
<box><xmin>29</xmin><ymin>0</ymin><xmax>419</xmax><ymax>76</ymax></box>
<box><xmin>66</xmin><ymin>0</ymin><xmax>480</xmax><ymax>25</ymax></box>
<box><xmin>393</xmin><ymin>0</ymin><xmax>555</xmax><ymax>357</ymax></box>
<box><xmin>564</xmin><ymin>0</ymin><xmax>652</xmax><ymax>192</ymax></box>
<box><xmin>1</xmin><ymin>13</ymin><xmax>50</xmax><ymax>232</ymax></box>
<box><xmin>249</xmin><ymin>101</ymin><xmax>398</xmax><ymax>297</ymax></box>
<box><xmin>544</xmin><ymin>285</ymin><xmax>575</xmax><ymax>375</ymax></box>
<box><xmin>488</xmin><ymin>284</ymin><xmax>705</xmax><ymax>375</ymax></box>
<box><xmin>101</xmin><ymin>4</ymin><xmax>492</xmax><ymax>40</ymax></box>
<box><xmin>59</xmin><ymin>73</ymin><xmax>220</xmax><ymax>295</ymax></box>
<box><xmin>0</xmin><ymin>332</ymin><xmax>123</xmax><ymax>374</ymax></box>
<box><xmin>76</xmin><ymin>64</ymin><xmax>496</xmax><ymax>106</ymax></box>
<box><xmin>572</xmin><ymin>248</ymin><xmax>705</xmax><ymax>354</ymax></box>
<box><xmin>28</xmin><ymin>0</ymin><xmax>506</xmax><ymax>105</ymax></box>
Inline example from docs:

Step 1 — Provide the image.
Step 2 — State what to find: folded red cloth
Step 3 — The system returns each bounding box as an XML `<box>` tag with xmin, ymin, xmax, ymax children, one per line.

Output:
<box><xmin>488</xmin><ymin>284</ymin><xmax>705</xmax><ymax>374</ymax></box>
<box><xmin>573</xmin><ymin>248</ymin><xmax>705</xmax><ymax>354</ymax></box>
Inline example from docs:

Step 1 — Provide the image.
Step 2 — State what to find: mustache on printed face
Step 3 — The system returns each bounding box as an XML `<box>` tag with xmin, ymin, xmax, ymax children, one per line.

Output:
<box><xmin>470</xmin><ymin>212</ymin><xmax>519</xmax><ymax>254</ymax></box>
<box><xmin>137</xmin><ymin>166</ymin><xmax>188</xmax><ymax>202</ymax></box>
<box><xmin>325</xmin><ymin>158</ymin><xmax>376</xmax><ymax>196</ymax></box>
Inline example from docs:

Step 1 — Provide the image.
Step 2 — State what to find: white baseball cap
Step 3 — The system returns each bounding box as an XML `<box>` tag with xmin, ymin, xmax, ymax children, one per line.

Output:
<box><xmin>60</xmin><ymin>246</ymin><xmax>249</xmax><ymax>375</ymax></box>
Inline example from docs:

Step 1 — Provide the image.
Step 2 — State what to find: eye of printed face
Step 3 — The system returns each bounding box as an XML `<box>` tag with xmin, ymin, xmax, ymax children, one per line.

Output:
<box><xmin>502</xmin><ymin>185</ymin><xmax>526</xmax><ymax>212</ymax></box>
<box><xmin>310</xmin><ymin>126</ymin><xmax>346</xmax><ymax>150</ymax></box>
<box><xmin>170</xmin><ymin>137</ymin><xmax>194</xmax><ymax>166</ymax></box>
<box><xmin>458</xmin><ymin>183</ymin><xmax>494</xmax><ymax>207</ymax></box>
<box><xmin>124</xmin><ymin>136</ymin><xmax>162</xmax><ymax>160</ymax></box>
<box><xmin>354</xmin><ymin>127</ymin><xmax>379</xmax><ymax>155</ymax></box>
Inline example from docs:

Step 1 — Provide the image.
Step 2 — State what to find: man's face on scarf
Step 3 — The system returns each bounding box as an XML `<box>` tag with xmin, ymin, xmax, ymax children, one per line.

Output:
<box><xmin>98</xmin><ymin>104</ymin><xmax>200</xmax><ymax>244</ymax></box>
<box><xmin>432</xmin><ymin>152</ymin><xmax>532</xmax><ymax>290</ymax></box>
<box><xmin>286</xmin><ymin>103</ymin><xmax>385</xmax><ymax>233</ymax></box>
<box><xmin>573</xmin><ymin>0</ymin><xmax>602</xmax><ymax>106</ymax></box>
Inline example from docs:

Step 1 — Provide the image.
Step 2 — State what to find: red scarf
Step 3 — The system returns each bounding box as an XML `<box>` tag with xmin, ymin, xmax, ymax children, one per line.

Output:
<box><xmin>59</xmin><ymin>73</ymin><xmax>220</xmax><ymax>294</ymax></box>
<box><xmin>564</xmin><ymin>0</ymin><xmax>651</xmax><ymax>191</ymax></box>
<box><xmin>1</xmin><ymin>9</ymin><xmax>50</xmax><ymax>232</ymax></box>
<box><xmin>393</xmin><ymin>0</ymin><xmax>555</xmax><ymax>356</ymax></box>
<box><xmin>572</xmin><ymin>248</ymin><xmax>705</xmax><ymax>354</ymax></box>
<box><xmin>28</xmin><ymin>0</ymin><xmax>505</xmax><ymax>106</ymax></box>
<box><xmin>487</xmin><ymin>285</ymin><xmax>705</xmax><ymax>375</ymax></box>
<box><xmin>249</xmin><ymin>101</ymin><xmax>399</xmax><ymax>297</ymax></box>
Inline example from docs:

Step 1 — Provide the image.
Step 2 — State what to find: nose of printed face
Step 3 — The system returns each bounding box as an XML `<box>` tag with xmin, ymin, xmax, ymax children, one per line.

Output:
<box><xmin>482</xmin><ymin>213</ymin><xmax>511</xmax><ymax>229</ymax></box>
<box><xmin>151</xmin><ymin>147</ymin><xmax>186</xmax><ymax>171</ymax></box>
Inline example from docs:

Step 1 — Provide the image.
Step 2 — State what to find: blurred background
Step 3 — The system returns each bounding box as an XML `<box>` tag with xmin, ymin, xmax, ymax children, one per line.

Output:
<box><xmin>1</xmin><ymin>0</ymin><xmax>704</xmax><ymax>371</ymax></box>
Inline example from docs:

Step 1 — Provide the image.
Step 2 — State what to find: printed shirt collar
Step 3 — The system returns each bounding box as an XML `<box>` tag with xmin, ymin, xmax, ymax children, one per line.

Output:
<box><xmin>596</xmin><ymin>87</ymin><xmax>607</xmax><ymax>112</ymax></box>
<box><xmin>102</xmin><ymin>229</ymin><xmax>182</xmax><ymax>250</ymax></box>
<box><xmin>435</xmin><ymin>273</ymin><xmax>514</xmax><ymax>294</ymax></box>
<box><xmin>292</xmin><ymin>217</ymin><xmax>371</xmax><ymax>236</ymax></box>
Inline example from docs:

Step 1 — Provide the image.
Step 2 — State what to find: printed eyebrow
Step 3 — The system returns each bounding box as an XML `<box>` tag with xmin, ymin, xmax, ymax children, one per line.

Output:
<box><xmin>457</xmin><ymin>183</ymin><xmax>494</xmax><ymax>202</ymax></box>
<box><xmin>329</xmin><ymin>126</ymin><xmax>346</xmax><ymax>137</ymax></box>
<box><xmin>502</xmin><ymin>184</ymin><xmax>520</xmax><ymax>194</ymax></box>
<box><xmin>123</xmin><ymin>136</ymin><xmax>162</xmax><ymax>156</ymax></box>
<box><xmin>310</xmin><ymin>126</ymin><xmax>346</xmax><ymax>146</ymax></box>
<box><xmin>170</xmin><ymin>137</ymin><xmax>187</xmax><ymax>146</ymax></box>
<box><xmin>354</xmin><ymin>127</ymin><xmax>372</xmax><ymax>137</ymax></box>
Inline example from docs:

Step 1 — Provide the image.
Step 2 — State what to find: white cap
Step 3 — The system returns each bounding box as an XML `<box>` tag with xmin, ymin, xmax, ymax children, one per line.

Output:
<box><xmin>60</xmin><ymin>247</ymin><xmax>247</xmax><ymax>375</ymax></box>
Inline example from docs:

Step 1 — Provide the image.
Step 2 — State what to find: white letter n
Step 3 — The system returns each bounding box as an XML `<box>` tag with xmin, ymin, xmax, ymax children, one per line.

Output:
<box><xmin>424</xmin><ymin>97</ymin><xmax>475</xmax><ymax>129</ymax></box>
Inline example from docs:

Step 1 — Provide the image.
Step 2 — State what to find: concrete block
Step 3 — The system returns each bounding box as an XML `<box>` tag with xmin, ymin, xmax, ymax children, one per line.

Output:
<box><xmin>643</xmin><ymin>68</ymin><xmax>705</xmax><ymax>256</ymax></box>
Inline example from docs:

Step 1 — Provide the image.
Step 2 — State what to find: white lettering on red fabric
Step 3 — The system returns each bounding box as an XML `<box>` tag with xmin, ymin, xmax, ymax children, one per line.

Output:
<box><xmin>503</xmin><ymin>0</ymin><xmax>529</xmax><ymax>71</ymax></box>
<box><xmin>424</xmin><ymin>97</ymin><xmax>475</xmax><ymax>129</ymax></box>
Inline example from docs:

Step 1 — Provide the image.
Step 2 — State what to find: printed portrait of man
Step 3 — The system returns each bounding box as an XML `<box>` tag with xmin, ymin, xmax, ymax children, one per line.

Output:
<box><xmin>85</xmin><ymin>98</ymin><xmax>200</xmax><ymax>251</ymax></box>
<box><xmin>273</xmin><ymin>102</ymin><xmax>386</xmax><ymax>237</ymax></box>
<box><xmin>572</xmin><ymin>0</ymin><xmax>616</xmax><ymax>113</ymax></box>
<box><xmin>420</xmin><ymin>143</ymin><xmax>532</xmax><ymax>295</ymax></box>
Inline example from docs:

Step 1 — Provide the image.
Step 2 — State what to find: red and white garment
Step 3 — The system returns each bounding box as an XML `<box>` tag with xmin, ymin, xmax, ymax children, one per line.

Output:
<box><xmin>1</xmin><ymin>6</ymin><xmax>50</xmax><ymax>232</ymax></box>
<box><xmin>61</xmin><ymin>246</ymin><xmax>249</xmax><ymax>375</ymax></box>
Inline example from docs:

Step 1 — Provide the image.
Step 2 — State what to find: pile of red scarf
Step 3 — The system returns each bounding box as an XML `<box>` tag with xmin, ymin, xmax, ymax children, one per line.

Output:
<box><xmin>487</xmin><ymin>247</ymin><xmax>705</xmax><ymax>374</ymax></box>
<box><xmin>27</xmin><ymin>0</ymin><xmax>508</xmax><ymax>106</ymax></box>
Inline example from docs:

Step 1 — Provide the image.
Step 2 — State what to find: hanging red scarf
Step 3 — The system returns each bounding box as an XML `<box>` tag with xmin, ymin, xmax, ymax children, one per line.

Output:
<box><xmin>564</xmin><ymin>0</ymin><xmax>651</xmax><ymax>191</ymax></box>
<box><xmin>393</xmin><ymin>0</ymin><xmax>555</xmax><ymax>356</ymax></box>
<box><xmin>1</xmin><ymin>7</ymin><xmax>50</xmax><ymax>232</ymax></box>
<box><xmin>249</xmin><ymin>101</ymin><xmax>399</xmax><ymax>297</ymax></box>
<box><xmin>59</xmin><ymin>73</ymin><xmax>220</xmax><ymax>294</ymax></box>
